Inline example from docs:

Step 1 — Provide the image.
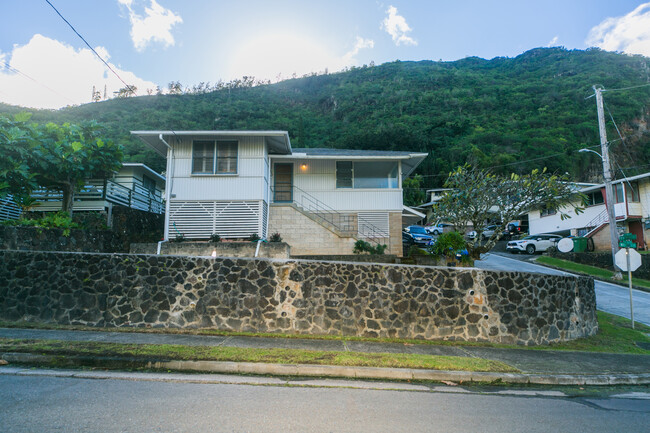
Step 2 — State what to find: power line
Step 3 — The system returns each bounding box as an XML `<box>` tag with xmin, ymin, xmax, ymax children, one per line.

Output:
<box><xmin>2</xmin><ymin>61</ymin><xmax>76</xmax><ymax>105</ymax></box>
<box><xmin>44</xmin><ymin>0</ymin><xmax>136</xmax><ymax>96</ymax></box>
<box><xmin>603</xmin><ymin>82</ymin><xmax>650</xmax><ymax>93</ymax></box>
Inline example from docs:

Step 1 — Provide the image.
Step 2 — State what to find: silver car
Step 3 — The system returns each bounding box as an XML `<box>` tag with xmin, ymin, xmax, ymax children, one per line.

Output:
<box><xmin>507</xmin><ymin>234</ymin><xmax>562</xmax><ymax>254</ymax></box>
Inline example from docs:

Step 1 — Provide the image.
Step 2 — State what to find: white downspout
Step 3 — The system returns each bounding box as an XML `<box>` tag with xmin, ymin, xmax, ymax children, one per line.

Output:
<box><xmin>159</xmin><ymin>134</ymin><xmax>173</xmax><ymax>244</ymax></box>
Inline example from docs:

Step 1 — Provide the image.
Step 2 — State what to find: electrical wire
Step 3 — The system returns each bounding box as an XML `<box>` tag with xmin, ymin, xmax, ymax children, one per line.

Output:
<box><xmin>44</xmin><ymin>0</ymin><xmax>136</xmax><ymax>96</ymax></box>
<box><xmin>1</xmin><ymin>61</ymin><xmax>76</xmax><ymax>105</ymax></box>
<box><xmin>602</xmin><ymin>82</ymin><xmax>650</xmax><ymax>93</ymax></box>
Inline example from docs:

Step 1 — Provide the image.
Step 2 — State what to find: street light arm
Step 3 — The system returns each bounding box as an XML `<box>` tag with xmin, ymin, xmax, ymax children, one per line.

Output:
<box><xmin>578</xmin><ymin>148</ymin><xmax>603</xmax><ymax>159</ymax></box>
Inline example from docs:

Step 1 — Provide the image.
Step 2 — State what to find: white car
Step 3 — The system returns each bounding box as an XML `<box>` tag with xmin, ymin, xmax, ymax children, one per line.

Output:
<box><xmin>506</xmin><ymin>234</ymin><xmax>562</xmax><ymax>255</ymax></box>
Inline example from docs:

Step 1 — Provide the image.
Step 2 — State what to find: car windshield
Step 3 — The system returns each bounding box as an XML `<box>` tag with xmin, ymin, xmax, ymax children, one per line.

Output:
<box><xmin>409</xmin><ymin>226</ymin><xmax>427</xmax><ymax>235</ymax></box>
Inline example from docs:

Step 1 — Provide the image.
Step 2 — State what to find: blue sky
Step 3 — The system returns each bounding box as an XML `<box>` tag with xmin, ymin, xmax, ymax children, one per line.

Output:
<box><xmin>1</xmin><ymin>0</ymin><xmax>649</xmax><ymax>108</ymax></box>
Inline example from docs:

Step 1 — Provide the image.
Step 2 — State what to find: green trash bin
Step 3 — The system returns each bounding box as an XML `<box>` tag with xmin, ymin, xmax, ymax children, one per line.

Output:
<box><xmin>572</xmin><ymin>237</ymin><xmax>587</xmax><ymax>253</ymax></box>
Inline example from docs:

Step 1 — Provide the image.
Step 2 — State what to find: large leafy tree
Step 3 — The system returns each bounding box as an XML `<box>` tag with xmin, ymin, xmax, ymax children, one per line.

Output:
<box><xmin>0</xmin><ymin>113</ymin><xmax>40</xmax><ymax>198</ymax></box>
<box><xmin>30</xmin><ymin>121</ymin><xmax>123</xmax><ymax>216</ymax></box>
<box><xmin>433</xmin><ymin>165</ymin><xmax>586</xmax><ymax>258</ymax></box>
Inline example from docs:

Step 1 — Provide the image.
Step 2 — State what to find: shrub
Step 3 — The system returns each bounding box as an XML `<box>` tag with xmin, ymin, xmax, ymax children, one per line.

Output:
<box><xmin>428</xmin><ymin>231</ymin><xmax>470</xmax><ymax>262</ymax></box>
<box><xmin>354</xmin><ymin>239</ymin><xmax>388</xmax><ymax>255</ymax></box>
<box><xmin>0</xmin><ymin>211</ymin><xmax>80</xmax><ymax>236</ymax></box>
<box><xmin>209</xmin><ymin>233</ymin><xmax>221</xmax><ymax>243</ymax></box>
<box><xmin>171</xmin><ymin>234</ymin><xmax>185</xmax><ymax>243</ymax></box>
<box><xmin>408</xmin><ymin>244</ymin><xmax>428</xmax><ymax>257</ymax></box>
<box><xmin>269</xmin><ymin>232</ymin><xmax>283</xmax><ymax>242</ymax></box>
<box><xmin>248</xmin><ymin>233</ymin><xmax>261</xmax><ymax>242</ymax></box>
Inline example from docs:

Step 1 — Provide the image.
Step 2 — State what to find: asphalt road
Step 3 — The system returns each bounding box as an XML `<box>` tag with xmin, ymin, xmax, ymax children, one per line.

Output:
<box><xmin>475</xmin><ymin>253</ymin><xmax>650</xmax><ymax>327</ymax></box>
<box><xmin>0</xmin><ymin>371</ymin><xmax>648</xmax><ymax>433</ymax></box>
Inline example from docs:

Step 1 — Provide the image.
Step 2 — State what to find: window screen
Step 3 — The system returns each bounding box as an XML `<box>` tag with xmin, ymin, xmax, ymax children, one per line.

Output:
<box><xmin>217</xmin><ymin>141</ymin><xmax>238</xmax><ymax>174</ymax></box>
<box><xmin>336</xmin><ymin>161</ymin><xmax>353</xmax><ymax>188</ymax></box>
<box><xmin>192</xmin><ymin>141</ymin><xmax>215</xmax><ymax>174</ymax></box>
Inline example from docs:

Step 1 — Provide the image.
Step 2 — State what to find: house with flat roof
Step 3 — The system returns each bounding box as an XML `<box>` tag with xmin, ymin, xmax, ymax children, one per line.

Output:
<box><xmin>528</xmin><ymin>173</ymin><xmax>650</xmax><ymax>250</ymax></box>
<box><xmin>132</xmin><ymin>130</ymin><xmax>427</xmax><ymax>256</ymax></box>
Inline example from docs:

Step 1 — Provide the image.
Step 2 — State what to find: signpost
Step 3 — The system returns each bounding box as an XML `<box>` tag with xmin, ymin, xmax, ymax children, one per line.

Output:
<box><xmin>614</xmin><ymin>234</ymin><xmax>641</xmax><ymax>328</ymax></box>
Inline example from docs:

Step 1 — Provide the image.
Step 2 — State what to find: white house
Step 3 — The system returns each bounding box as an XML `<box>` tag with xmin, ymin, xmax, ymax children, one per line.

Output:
<box><xmin>529</xmin><ymin>173</ymin><xmax>650</xmax><ymax>250</ymax></box>
<box><xmin>132</xmin><ymin>130</ymin><xmax>427</xmax><ymax>256</ymax></box>
<box><xmin>0</xmin><ymin>163</ymin><xmax>165</xmax><ymax>221</ymax></box>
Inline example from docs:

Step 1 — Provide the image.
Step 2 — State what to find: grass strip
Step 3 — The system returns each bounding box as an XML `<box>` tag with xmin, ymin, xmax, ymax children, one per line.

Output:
<box><xmin>536</xmin><ymin>256</ymin><xmax>650</xmax><ymax>290</ymax></box>
<box><xmin>2</xmin><ymin>311</ymin><xmax>649</xmax><ymax>354</ymax></box>
<box><xmin>0</xmin><ymin>338</ymin><xmax>518</xmax><ymax>373</ymax></box>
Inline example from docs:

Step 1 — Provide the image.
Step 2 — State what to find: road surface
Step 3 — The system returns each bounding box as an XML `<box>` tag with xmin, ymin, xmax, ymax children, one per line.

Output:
<box><xmin>0</xmin><ymin>370</ymin><xmax>648</xmax><ymax>433</ymax></box>
<box><xmin>475</xmin><ymin>253</ymin><xmax>650</xmax><ymax>326</ymax></box>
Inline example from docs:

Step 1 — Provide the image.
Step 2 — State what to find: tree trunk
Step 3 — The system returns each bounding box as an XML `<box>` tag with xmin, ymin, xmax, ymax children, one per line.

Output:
<box><xmin>61</xmin><ymin>183</ymin><xmax>74</xmax><ymax>217</ymax></box>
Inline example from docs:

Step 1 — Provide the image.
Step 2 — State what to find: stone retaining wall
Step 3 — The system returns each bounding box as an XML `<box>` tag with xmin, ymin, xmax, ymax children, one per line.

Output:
<box><xmin>0</xmin><ymin>226</ymin><xmax>123</xmax><ymax>253</ymax></box>
<box><xmin>0</xmin><ymin>250</ymin><xmax>597</xmax><ymax>345</ymax></box>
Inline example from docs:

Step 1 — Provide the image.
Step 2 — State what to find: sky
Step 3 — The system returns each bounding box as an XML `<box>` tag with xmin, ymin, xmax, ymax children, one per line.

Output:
<box><xmin>1</xmin><ymin>0</ymin><xmax>650</xmax><ymax>109</ymax></box>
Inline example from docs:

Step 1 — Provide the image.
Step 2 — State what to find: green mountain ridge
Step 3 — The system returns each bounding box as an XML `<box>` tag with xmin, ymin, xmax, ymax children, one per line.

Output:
<box><xmin>2</xmin><ymin>47</ymin><xmax>650</xmax><ymax>187</ymax></box>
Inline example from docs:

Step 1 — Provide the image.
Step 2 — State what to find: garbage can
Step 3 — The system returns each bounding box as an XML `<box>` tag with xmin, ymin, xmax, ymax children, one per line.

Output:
<box><xmin>573</xmin><ymin>237</ymin><xmax>587</xmax><ymax>253</ymax></box>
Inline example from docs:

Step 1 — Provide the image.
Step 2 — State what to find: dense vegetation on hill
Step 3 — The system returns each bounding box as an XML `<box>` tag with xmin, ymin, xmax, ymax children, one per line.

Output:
<box><xmin>2</xmin><ymin>47</ymin><xmax>650</xmax><ymax>186</ymax></box>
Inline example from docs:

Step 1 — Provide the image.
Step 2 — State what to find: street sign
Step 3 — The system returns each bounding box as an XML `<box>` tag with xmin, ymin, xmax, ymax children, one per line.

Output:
<box><xmin>618</xmin><ymin>233</ymin><xmax>637</xmax><ymax>249</ymax></box>
<box><xmin>557</xmin><ymin>238</ymin><xmax>574</xmax><ymax>253</ymax></box>
<box><xmin>615</xmin><ymin>248</ymin><xmax>642</xmax><ymax>272</ymax></box>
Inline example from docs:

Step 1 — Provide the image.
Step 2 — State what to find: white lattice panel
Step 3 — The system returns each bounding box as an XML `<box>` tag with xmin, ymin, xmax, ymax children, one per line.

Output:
<box><xmin>169</xmin><ymin>200</ymin><xmax>262</xmax><ymax>239</ymax></box>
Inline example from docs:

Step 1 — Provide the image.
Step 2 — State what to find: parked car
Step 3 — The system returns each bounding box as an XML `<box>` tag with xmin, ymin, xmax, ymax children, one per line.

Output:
<box><xmin>506</xmin><ymin>234</ymin><xmax>562</xmax><ymax>255</ymax></box>
<box><xmin>403</xmin><ymin>225</ymin><xmax>435</xmax><ymax>246</ymax></box>
<box><xmin>424</xmin><ymin>222</ymin><xmax>453</xmax><ymax>235</ymax></box>
<box><xmin>467</xmin><ymin>225</ymin><xmax>499</xmax><ymax>240</ymax></box>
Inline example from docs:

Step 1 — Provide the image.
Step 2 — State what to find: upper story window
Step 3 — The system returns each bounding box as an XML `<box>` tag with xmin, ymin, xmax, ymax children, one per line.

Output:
<box><xmin>192</xmin><ymin>140</ymin><xmax>238</xmax><ymax>175</ymax></box>
<box><xmin>586</xmin><ymin>190</ymin><xmax>604</xmax><ymax>206</ymax></box>
<box><xmin>336</xmin><ymin>161</ymin><xmax>398</xmax><ymax>189</ymax></box>
<box><xmin>540</xmin><ymin>205</ymin><xmax>557</xmax><ymax>217</ymax></box>
<box><xmin>626</xmin><ymin>181</ymin><xmax>640</xmax><ymax>203</ymax></box>
<box><xmin>142</xmin><ymin>174</ymin><xmax>156</xmax><ymax>194</ymax></box>
<box><xmin>614</xmin><ymin>183</ymin><xmax>625</xmax><ymax>204</ymax></box>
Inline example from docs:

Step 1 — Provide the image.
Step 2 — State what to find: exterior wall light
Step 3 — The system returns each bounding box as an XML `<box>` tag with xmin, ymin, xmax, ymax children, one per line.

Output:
<box><xmin>300</xmin><ymin>163</ymin><xmax>308</xmax><ymax>171</ymax></box>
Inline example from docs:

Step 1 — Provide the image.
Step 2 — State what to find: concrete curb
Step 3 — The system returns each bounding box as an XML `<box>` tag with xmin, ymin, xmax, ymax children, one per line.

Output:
<box><xmin>2</xmin><ymin>352</ymin><xmax>650</xmax><ymax>386</ymax></box>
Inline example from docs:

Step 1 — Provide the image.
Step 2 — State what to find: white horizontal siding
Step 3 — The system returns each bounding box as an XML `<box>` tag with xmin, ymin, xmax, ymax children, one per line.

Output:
<box><xmin>271</xmin><ymin>158</ymin><xmax>403</xmax><ymax>211</ymax></box>
<box><xmin>168</xmin><ymin>200</ymin><xmax>262</xmax><ymax>239</ymax></box>
<box><xmin>172</xmin><ymin>177</ymin><xmax>266</xmax><ymax>201</ymax></box>
<box><xmin>358</xmin><ymin>212</ymin><xmax>390</xmax><ymax>238</ymax></box>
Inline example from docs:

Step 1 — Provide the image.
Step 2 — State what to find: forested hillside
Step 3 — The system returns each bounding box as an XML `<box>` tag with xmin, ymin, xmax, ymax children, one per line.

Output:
<box><xmin>2</xmin><ymin>47</ymin><xmax>650</xmax><ymax>186</ymax></box>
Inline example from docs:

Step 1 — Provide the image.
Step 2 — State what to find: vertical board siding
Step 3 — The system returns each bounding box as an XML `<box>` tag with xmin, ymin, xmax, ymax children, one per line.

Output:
<box><xmin>168</xmin><ymin>200</ymin><xmax>262</xmax><ymax>239</ymax></box>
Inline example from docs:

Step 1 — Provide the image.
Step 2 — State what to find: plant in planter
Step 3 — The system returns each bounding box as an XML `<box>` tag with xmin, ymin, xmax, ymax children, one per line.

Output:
<box><xmin>269</xmin><ymin>232</ymin><xmax>283</xmax><ymax>242</ymax></box>
<box><xmin>428</xmin><ymin>231</ymin><xmax>472</xmax><ymax>266</ymax></box>
<box><xmin>248</xmin><ymin>233</ymin><xmax>261</xmax><ymax>242</ymax></box>
<box><xmin>209</xmin><ymin>233</ymin><xmax>221</xmax><ymax>243</ymax></box>
<box><xmin>353</xmin><ymin>239</ymin><xmax>387</xmax><ymax>255</ymax></box>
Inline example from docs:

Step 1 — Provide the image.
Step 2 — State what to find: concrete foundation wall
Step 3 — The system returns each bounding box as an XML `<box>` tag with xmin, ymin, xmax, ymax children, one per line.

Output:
<box><xmin>0</xmin><ymin>250</ymin><xmax>597</xmax><ymax>345</ymax></box>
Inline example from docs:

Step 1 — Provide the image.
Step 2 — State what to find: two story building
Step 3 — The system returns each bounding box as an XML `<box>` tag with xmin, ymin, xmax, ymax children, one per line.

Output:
<box><xmin>132</xmin><ymin>130</ymin><xmax>427</xmax><ymax>256</ymax></box>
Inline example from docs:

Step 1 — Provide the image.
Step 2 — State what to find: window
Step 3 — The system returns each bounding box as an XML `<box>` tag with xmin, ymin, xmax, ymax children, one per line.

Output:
<box><xmin>626</xmin><ymin>181</ymin><xmax>640</xmax><ymax>203</ymax></box>
<box><xmin>586</xmin><ymin>190</ymin><xmax>604</xmax><ymax>206</ymax></box>
<box><xmin>540</xmin><ymin>205</ymin><xmax>557</xmax><ymax>217</ymax></box>
<box><xmin>614</xmin><ymin>183</ymin><xmax>624</xmax><ymax>203</ymax></box>
<box><xmin>192</xmin><ymin>140</ymin><xmax>238</xmax><ymax>174</ymax></box>
<box><xmin>336</xmin><ymin>161</ymin><xmax>398</xmax><ymax>189</ymax></box>
<box><xmin>142</xmin><ymin>174</ymin><xmax>156</xmax><ymax>194</ymax></box>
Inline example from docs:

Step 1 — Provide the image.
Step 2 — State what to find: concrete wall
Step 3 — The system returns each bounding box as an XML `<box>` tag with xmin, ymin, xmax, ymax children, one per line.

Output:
<box><xmin>130</xmin><ymin>241</ymin><xmax>290</xmax><ymax>259</ymax></box>
<box><xmin>0</xmin><ymin>250</ymin><xmax>597</xmax><ymax>345</ymax></box>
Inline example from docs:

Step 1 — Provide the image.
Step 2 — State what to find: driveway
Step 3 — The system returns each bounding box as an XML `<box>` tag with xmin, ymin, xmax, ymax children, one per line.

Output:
<box><xmin>474</xmin><ymin>253</ymin><xmax>650</xmax><ymax>327</ymax></box>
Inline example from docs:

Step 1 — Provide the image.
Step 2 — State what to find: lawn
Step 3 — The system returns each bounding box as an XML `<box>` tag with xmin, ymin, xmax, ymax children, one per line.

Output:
<box><xmin>536</xmin><ymin>256</ymin><xmax>650</xmax><ymax>290</ymax></box>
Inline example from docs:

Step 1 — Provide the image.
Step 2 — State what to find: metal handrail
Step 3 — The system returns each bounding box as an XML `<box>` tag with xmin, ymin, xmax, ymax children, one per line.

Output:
<box><xmin>271</xmin><ymin>185</ymin><xmax>389</xmax><ymax>245</ymax></box>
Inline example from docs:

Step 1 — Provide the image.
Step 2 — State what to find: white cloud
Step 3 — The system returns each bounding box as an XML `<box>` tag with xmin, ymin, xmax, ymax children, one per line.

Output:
<box><xmin>381</xmin><ymin>5</ymin><xmax>417</xmax><ymax>46</ymax></box>
<box><xmin>0</xmin><ymin>34</ymin><xmax>156</xmax><ymax>109</ymax></box>
<box><xmin>229</xmin><ymin>33</ymin><xmax>374</xmax><ymax>81</ymax></box>
<box><xmin>586</xmin><ymin>2</ymin><xmax>650</xmax><ymax>56</ymax></box>
<box><xmin>547</xmin><ymin>36</ymin><xmax>559</xmax><ymax>47</ymax></box>
<box><xmin>342</xmin><ymin>36</ymin><xmax>375</xmax><ymax>63</ymax></box>
<box><xmin>118</xmin><ymin>0</ymin><xmax>182</xmax><ymax>52</ymax></box>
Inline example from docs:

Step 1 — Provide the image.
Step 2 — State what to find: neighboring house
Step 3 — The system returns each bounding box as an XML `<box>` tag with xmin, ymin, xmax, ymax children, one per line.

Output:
<box><xmin>0</xmin><ymin>163</ymin><xmax>165</xmax><ymax>221</ymax></box>
<box><xmin>529</xmin><ymin>173</ymin><xmax>650</xmax><ymax>250</ymax></box>
<box><xmin>132</xmin><ymin>130</ymin><xmax>427</xmax><ymax>256</ymax></box>
<box><xmin>414</xmin><ymin>188</ymin><xmax>453</xmax><ymax>222</ymax></box>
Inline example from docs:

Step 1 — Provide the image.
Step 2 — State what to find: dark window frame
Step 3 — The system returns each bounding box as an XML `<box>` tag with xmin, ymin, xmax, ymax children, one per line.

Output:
<box><xmin>191</xmin><ymin>140</ymin><xmax>239</xmax><ymax>175</ymax></box>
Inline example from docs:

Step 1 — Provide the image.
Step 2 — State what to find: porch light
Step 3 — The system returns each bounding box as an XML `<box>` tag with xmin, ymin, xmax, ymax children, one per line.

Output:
<box><xmin>300</xmin><ymin>163</ymin><xmax>308</xmax><ymax>171</ymax></box>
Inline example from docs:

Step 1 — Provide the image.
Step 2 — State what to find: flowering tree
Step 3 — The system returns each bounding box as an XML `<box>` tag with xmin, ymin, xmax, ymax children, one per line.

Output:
<box><xmin>433</xmin><ymin>165</ymin><xmax>586</xmax><ymax>258</ymax></box>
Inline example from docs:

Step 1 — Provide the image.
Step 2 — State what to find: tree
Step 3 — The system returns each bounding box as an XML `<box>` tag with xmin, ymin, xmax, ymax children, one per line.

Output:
<box><xmin>30</xmin><ymin>122</ymin><xmax>123</xmax><ymax>216</ymax></box>
<box><xmin>0</xmin><ymin>113</ymin><xmax>40</xmax><ymax>198</ymax></box>
<box><xmin>433</xmin><ymin>165</ymin><xmax>585</xmax><ymax>258</ymax></box>
<box><xmin>402</xmin><ymin>174</ymin><xmax>426</xmax><ymax>207</ymax></box>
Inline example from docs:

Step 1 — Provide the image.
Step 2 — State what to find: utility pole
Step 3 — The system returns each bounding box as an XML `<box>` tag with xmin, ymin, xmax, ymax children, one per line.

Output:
<box><xmin>594</xmin><ymin>86</ymin><xmax>622</xmax><ymax>278</ymax></box>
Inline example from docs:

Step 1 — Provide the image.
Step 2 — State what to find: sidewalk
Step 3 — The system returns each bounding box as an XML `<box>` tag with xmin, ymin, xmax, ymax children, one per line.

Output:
<box><xmin>1</xmin><ymin>328</ymin><xmax>649</xmax><ymax>385</ymax></box>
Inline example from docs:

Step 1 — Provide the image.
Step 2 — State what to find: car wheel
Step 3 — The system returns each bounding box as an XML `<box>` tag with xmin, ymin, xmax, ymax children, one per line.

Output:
<box><xmin>526</xmin><ymin>244</ymin><xmax>536</xmax><ymax>255</ymax></box>
<box><xmin>433</xmin><ymin>230</ymin><xmax>440</xmax><ymax>236</ymax></box>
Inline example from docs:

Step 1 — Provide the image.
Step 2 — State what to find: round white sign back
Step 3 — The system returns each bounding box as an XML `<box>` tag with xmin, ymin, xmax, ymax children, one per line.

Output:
<box><xmin>557</xmin><ymin>238</ymin><xmax>574</xmax><ymax>253</ymax></box>
<box><xmin>615</xmin><ymin>248</ymin><xmax>642</xmax><ymax>272</ymax></box>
